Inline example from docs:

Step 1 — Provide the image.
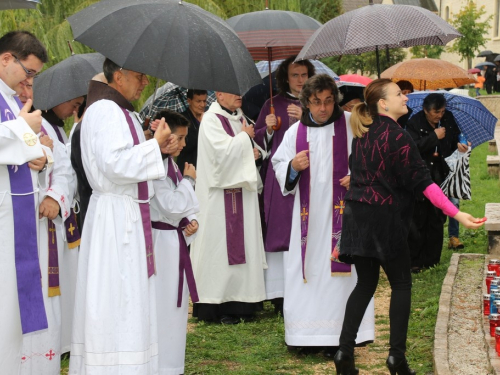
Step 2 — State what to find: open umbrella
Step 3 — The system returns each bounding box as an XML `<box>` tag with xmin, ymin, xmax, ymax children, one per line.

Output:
<box><xmin>227</xmin><ymin>6</ymin><xmax>321</xmax><ymax>130</ymax></box>
<box><xmin>468</xmin><ymin>68</ymin><xmax>481</xmax><ymax>74</ymax></box>
<box><xmin>478</xmin><ymin>50</ymin><xmax>494</xmax><ymax>57</ymax></box>
<box><xmin>338</xmin><ymin>74</ymin><xmax>372</xmax><ymax>86</ymax></box>
<box><xmin>381</xmin><ymin>58</ymin><xmax>476</xmax><ymax>90</ymax></box>
<box><xmin>0</xmin><ymin>0</ymin><xmax>40</xmax><ymax>9</ymax></box>
<box><xmin>475</xmin><ymin>62</ymin><xmax>496</xmax><ymax>68</ymax></box>
<box><xmin>255</xmin><ymin>59</ymin><xmax>339</xmax><ymax>80</ymax></box>
<box><xmin>407</xmin><ymin>91</ymin><xmax>497</xmax><ymax>148</ymax></box>
<box><xmin>68</xmin><ymin>0</ymin><xmax>261</xmax><ymax>96</ymax></box>
<box><xmin>139</xmin><ymin>82</ymin><xmax>216</xmax><ymax>120</ymax></box>
<box><xmin>33</xmin><ymin>52</ymin><xmax>105</xmax><ymax>110</ymax></box>
<box><xmin>296</xmin><ymin>3</ymin><xmax>461</xmax><ymax>77</ymax></box>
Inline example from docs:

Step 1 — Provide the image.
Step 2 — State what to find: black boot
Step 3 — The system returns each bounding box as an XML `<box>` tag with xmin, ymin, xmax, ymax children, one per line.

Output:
<box><xmin>333</xmin><ymin>350</ymin><xmax>358</xmax><ymax>375</ymax></box>
<box><xmin>386</xmin><ymin>356</ymin><xmax>416</xmax><ymax>375</ymax></box>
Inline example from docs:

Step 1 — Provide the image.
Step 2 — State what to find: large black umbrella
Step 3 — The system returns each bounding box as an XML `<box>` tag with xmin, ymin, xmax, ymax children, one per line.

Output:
<box><xmin>478</xmin><ymin>50</ymin><xmax>494</xmax><ymax>57</ymax></box>
<box><xmin>68</xmin><ymin>0</ymin><xmax>261</xmax><ymax>95</ymax></box>
<box><xmin>0</xmin><ymin>0</ymin><xmax>40</xmax><ymax>10</ymax></box>
<box><xmin>297</xmin><ymin>3</ymin><xmax>461</xmax><ymax>77</ymax></box>
<box><xmin>33</xmin><ymin>52</ymin><xmax>105</xmax><ymax>110</ymax></box>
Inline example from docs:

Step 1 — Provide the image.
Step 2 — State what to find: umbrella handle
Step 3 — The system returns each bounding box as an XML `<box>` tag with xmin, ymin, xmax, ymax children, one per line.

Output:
<box><xmin>270</xmin><ymin>105</ymin><xmax>282</xmax><ymax>131</ymax></box>
<box><xmin>143</xmin><ymin>116</ymin><xmax>151</xmax><ymax>131</ymax></box>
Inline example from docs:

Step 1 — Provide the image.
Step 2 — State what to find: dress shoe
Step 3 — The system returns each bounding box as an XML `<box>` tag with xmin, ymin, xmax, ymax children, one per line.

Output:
<box><xmin>219</xmin><ymin>315</ymin><xmax>240</xmax><ymax>325</ymax></box>
<box><xmin>448</xmin><ymin>236</ymin><xmax>464</xmax><ymax>250</ymax></box>
<box><xmin>324</xmin><ymin>346</ymin><xmax>339</xmax><ymax>358</ymax></box>
<box><xmin>333</xmin><ymin>350</ymin><xmax>358</xmax><ymax>375</ymax></box>
<box><xmin>386</xmin><ymin>355</ymin><xmax>416</xmax><ymax>375</ymax></box>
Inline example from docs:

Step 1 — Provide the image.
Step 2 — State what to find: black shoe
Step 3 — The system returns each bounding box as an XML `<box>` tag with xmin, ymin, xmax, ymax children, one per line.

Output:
<box><xmin>386</xmin><ymin>356</ymin><xmax>416</xmax><ymax>375</ymax></box>
<box><xmin>219</xmin><ymin>315</ymin><xmax>240</xmax><ymax>325</ymax></box>
<box><xmin>333</xmin><ymin>350</ymin><xmax>358</xmax><ymax>375</ymax></box>
<box><xmin>324</xmin><ymin>346</ymin><xmax>339</xmax><ymax>358</ymax></box>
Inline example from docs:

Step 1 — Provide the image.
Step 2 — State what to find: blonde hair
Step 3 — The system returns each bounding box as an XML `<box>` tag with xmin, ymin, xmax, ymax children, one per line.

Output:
<box><xmin>350</xmin><ymin>78</ymin><xmax>393</xmax><ymax>138</ymax></box>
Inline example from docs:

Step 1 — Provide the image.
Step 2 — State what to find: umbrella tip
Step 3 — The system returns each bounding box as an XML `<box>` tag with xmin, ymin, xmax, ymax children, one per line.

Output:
<box><xmin>67</xmin><ymin>40</ymin><xmax>75</xmax><ymax>56</ymax></box>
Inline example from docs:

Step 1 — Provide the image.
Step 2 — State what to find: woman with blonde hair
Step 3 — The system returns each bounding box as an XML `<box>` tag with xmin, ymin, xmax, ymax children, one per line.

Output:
<box><xmin>333</xmin><ymin>79</ymin><xmax>484</xmax><ymax>375</ymax></box>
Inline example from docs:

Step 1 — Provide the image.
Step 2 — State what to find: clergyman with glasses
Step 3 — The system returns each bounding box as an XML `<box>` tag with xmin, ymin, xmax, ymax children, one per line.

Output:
<box><xmin>272</xmin><ymin>74</ymin><xmax>375</xmax><ymax>354</ymax></box>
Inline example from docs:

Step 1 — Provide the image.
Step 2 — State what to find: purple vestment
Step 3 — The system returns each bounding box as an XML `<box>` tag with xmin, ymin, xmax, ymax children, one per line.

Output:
<box><xmin>255</xmin><ymin>94</ymin><xmax>299</xmax><ymax>252</ymax></box>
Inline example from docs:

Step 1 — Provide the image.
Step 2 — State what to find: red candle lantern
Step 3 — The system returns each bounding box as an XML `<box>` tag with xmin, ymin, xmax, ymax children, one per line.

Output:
<box><xmin>485</xmin><ymin>294</ymin><xmax>491</xmax><ymax>316</ymax></box>
<box><xmin>489</xmin><ymin>259</ymin><xmax>500</xmax><ymax>277</ymax></box>
<box><xmin>490</xmin><ymin>314</ymin><xmax>500</xmax><ymax>337</ymax></box>
<box><xmin>487</xmin><ymin>271</ymin><xmax>497</xmax><ymax>293</ymax></box>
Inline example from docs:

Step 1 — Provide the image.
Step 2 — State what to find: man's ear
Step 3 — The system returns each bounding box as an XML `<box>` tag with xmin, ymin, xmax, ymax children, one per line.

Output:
<box><xmin>0</xmin><ymin>52</ymin><xmax>12</xmax><ymax>67</ymax></box>
<box><xmin>113</xmin><ymin>70</ymin><xmax>122</xmax><ymax>86</ymax></box>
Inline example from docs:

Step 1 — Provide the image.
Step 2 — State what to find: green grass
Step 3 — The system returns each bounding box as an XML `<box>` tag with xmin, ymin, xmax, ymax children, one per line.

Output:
<box><xmin>61</xmin><ymin>141</ymin><xmax>500</xmax><ymax>374</ymax></box>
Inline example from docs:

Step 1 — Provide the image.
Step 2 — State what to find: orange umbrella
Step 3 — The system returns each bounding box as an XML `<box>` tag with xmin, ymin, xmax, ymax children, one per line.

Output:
<box><xmin>381</xmin><ymin>58</ymin><xmax>476</xmax><ymax>90</ymax></box>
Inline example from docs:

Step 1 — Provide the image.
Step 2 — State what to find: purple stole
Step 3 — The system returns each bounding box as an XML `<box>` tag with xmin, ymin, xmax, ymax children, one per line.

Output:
<box><xmin>39</xmin><ymin>125</ymin><xmax>61</xmax><ymax>297</ymax></box>
<box><xmin>215</xmin><ymin>114</ymin><xmax>246</xmax><ymax>265</ymax></box>
<box><xmin>0</xmin><ymin>94</ymin><xmax>48</xmax><ymax>333</ymax></box>
<box><xmin>151</xmin><ymin>157</ymin><xmax>199</xmax><ymax>307</ymax></box>
<box><xmin>120</xmin><ymin>108</ymin><xmax>156</xmax><ymax>277</ymax></box>
<box><xmin>49</xmin><ymin>123</ymin><xmax>81</xmax><ymax>249</ymax></box>
<box><xmin>296</xmin><ymin>115</ymin><xmax>351</xmax><ymax>282</ymax></box>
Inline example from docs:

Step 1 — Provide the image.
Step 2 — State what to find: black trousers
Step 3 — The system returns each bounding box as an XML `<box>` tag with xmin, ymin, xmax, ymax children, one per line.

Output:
<box><xmin>408</xmin><ymin>199</ymin><xmax>446</xmax><ymax>269</ymax></box>
<box><xmin>339</xmin><ymin>251</ymin><xmax>412</xmax><ymax>359</ymax></box>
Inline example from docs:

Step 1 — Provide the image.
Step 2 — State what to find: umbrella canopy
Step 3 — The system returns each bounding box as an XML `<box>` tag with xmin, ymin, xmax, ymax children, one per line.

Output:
<box><xmin>226</xmin><ymin>10</ymin><xmax>321</xmax><ymax>61</ymax></box>
<box><xmin>68</xmin><ymin>0</ymin><xmax>261</xmax><ymax>95</ymax></box>
<box><xmin>0</xmin><ymin>0</ymin><xmax>40</xmax><ymax>10</ymax></box>
<box><xmin>381</xmin><ymin>58</ymin><xmax>476</xmax><ymax>90</ymax></box>
<box><xmin>407</xmin><ymin>91</ymin><xmax>497</xmax><ymax>148</ymax></box>
<box><xmin>478</xmin><ymin>50</ymin><xmax>494</xmax><ymax>57</ymax></box>
<box><xmin>494</xmin><ymin>55</ymin><xmax>500</xmax><ymax>62</ymax></box>
<box><xmin>338</xmin><ymin>74</ymin><xmax>373</xmax><ymax>86</ymax></box>
<box><xmin>139</xmin><ymin>82</ymin><xmax>216</xmax><ymax>120</ymax></box>
<box><xmin>255</xmin><ymin>59</ymin><xmax>339</xmax><ymax>80</ymax></box>
<box><xmin>475</xmin><ymin>62</ymin><xmax>496</xmax><ymax>68</ymax></box>
<box><xmin>33</xmin><ymin>53</ymin><xmax>105</xmax><ymax>110</ymax></box>
<box><xmin>296</xmin><ymin>4</ymin><xmax>460</xmax><ymax>76</ymax></box>
<box><xmin>468</xmin><ymin>68</ymin><xmax>481</xmax><ymax>74</ymax></box>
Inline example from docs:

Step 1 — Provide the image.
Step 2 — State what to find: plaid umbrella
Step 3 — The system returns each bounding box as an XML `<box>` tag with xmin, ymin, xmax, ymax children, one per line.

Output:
<box><xmin>139</xmin><ymin>82</ymin><xmax>216</xmax><ymax>120</ymax></box>
<box><xmin>227</xmin><ymin>9</ymin><xmax>321</xmax><ymax>130</ymax></box>
<box><xmin>255</xmin><ymin>59</ymin><xmax>339</xmax><ymax>80</ymax></box>
<box><xmin>381</xmin><ymin>58</ymin><xmax>476</xmax><ymax>90</ymax></box>
<box><xmin>407</xmin><ymin>91</ymin><xmax>497</xmax><ymax>148</ymax></box>
<box><xmin>296</xmin><ymin>4</ymin><xmax>460</xmax><ymax>76</ymax></box>
<box><xmin>227</xmin><ymin>10</ymin><xmax>321</xmax><ymax>61</ymax></box>
<box><xmin>0</xmin><ymin>0</ymin><xmax>40</xmax><ymax>9</ymax></box>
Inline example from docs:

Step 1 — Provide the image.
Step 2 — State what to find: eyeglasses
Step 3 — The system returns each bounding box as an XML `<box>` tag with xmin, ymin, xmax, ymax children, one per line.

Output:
<box><xmin>308</xmin><ymin>97</ymin><xmax>334</xmax><ymax>107</ymax></box>
<box><xmin>12</xmin><ymin>54</ymin><xmax>37</xmax><ymax>78</ymax></box>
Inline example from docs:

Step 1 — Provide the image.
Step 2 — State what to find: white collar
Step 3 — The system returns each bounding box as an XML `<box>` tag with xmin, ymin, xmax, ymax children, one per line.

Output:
<box><xmin>0</xmin><ymin>77</ymin><xmax>16</xmax><ymax>98</ymax></box>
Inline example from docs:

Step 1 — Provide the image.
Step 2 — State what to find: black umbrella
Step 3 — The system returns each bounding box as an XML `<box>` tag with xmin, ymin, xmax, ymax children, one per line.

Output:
<box><xmin>33</xmin><ymin>52</ymin><xmax>105</xmax><ymax>110</ymax></box>
<box><xmin>475</xmin><ymin>62</ymin><xmax>496</xmax><ymax>69</ymax></box>
<box><xmin>0</xmin><ymin>0</ymin><xmax>40</xmax><ymax>10</ymax></box>
<box><xmin>68</xmin><ymin>0</ymin><xmax>261</xmax><ymax>96</ymax></box>
<box><xmin>478</xmin><ymin>50</ymin><xmax>494</xmax><ymax>57</ymax></box>
<box><xmin>296</xmin><ymin>3</ymin><xmax>461</xmax><ymax>77</ymax></box>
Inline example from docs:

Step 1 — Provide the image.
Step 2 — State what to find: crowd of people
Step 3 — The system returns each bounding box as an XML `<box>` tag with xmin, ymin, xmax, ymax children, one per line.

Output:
<box><xmin>0</xmin><ymin>29</ymin><xmax>485</xmax><ymax>375</ymax></box>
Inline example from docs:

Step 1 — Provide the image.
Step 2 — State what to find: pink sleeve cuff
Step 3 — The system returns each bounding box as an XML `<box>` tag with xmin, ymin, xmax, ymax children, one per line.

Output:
<box><xmin>422</xmin><ymin>183</ymin><xmax>460</xmax><ymax>217</ymax></box>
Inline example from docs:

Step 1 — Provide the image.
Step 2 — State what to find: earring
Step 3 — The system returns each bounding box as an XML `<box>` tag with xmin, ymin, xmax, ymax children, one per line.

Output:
<box><xmin>385</xmin><ymin>106</ymin><xmax>389</xmax><ymax>111</ymax></box>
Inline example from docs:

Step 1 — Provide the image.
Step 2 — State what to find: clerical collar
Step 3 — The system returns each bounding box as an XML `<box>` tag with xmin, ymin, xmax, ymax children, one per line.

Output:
<box><xmin>42</xmin><ymin>108</ymin><xmax>64</xmax><ymax>128</ymax></box>
<box><xmin>86</xmin><ymin>80</ymin><xmax>134</xmax><ymax>112</ymax></box>
<box><xmin>300</xmin><ymin>104</ymin><xmax>344</xmax><ymax>128</ymax></box>
<box><xmin>286</xmin><ymin>92</ymin><xmax>298</xmax><ymax>99</ymax></box>
<box><xmin>220</xmin><ymin>104</ymin><xmax>238</xmax><ymax>116</ymax></box>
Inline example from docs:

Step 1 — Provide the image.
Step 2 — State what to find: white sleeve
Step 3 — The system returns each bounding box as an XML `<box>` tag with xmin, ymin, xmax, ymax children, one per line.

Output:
<box><xmin>272</xmin><ymin>123</ymin><xmax>299</xmax><ymax>196</ymax></box>
<box><xmin>0</xmin><ymin>117</ymin><xmax>44</xmax><ymax>165</ymax></box>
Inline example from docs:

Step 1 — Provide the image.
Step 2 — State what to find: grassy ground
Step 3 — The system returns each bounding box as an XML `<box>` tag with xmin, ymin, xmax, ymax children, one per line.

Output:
<box><xmin>61</xmin><ymin>141</ymin><xmax>500</xmax><ymax>374</ymax></box>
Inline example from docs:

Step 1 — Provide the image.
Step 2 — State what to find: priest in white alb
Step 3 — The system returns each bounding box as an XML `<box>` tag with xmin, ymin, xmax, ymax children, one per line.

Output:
<box><xmin>0</xmin><ymin>31</ymin><xmax>51</xmax><ymax>374</ymax></box>
<box><xmin>191</xmin><ymin>91</ymin><xmax>267</xmax><ymax>325</ymax></box>
<box><xmin>272</xmin><ymin>74</ymin><xmax>375</xmax><ymax>352</ymax></box>
<box><xmin>69</xmin><ymin>58</ymin><xmax>173</xmax><ymax>375</ymax></box>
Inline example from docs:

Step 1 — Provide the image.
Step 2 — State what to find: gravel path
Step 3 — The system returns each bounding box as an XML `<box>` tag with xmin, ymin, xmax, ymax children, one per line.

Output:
<box><xmin>448</xmin><ymin>257</ymin><xmax>491</xmax><ymax>374</ymax></box>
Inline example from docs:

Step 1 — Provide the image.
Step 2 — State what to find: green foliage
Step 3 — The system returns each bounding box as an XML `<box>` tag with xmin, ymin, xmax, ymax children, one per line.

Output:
<box><xmin>300</xmin><ymin>0</ymin><xmax>342</xmax><ymax>24</ymax></box>
<box><xmin>409</xmin><ymin>45</ymin><xmax>445</xmax><ymax>59</ymax></box>
<box><xmin>323</xmin><ymin>48</ymin><xmax>406</xmax><ymax>76</ymax></box>
<box><xmin>448</xmin><ymin>1</ymin><xmax>492</xmax><ymax>69</ymax></box>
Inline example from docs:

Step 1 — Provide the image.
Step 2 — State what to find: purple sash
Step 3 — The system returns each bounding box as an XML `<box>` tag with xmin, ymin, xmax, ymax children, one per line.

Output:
<box><xmin>0</xmin><ymin>93</ymin><xmax>48</xmax><ymax>333</ymax></box>
<box><xmin>215</xmin><ymin>114</ymin><xmax>246</xmax><ymax>265</ymax></box>
<box><xmin>49</xmin><ymin>123</ymin><xmax>81</xmax><ymax>249</ymax></box>
<box><xmin>296</xmin><ymin>115</ymin><xmax>351</xmax><ymax>282</ymax></box>
<box><xmin>152</xmin><ymin>158</ymin><xmax>199</xmax><ymax>307</ymax></box>
<box><xmin>120</xmin><ymin>108</ymin><xmax>155</xmax><ymax>277</ymax></box>
<box><xmin>39</xmin><ymin>125</ymin><xmax>61</xmax><ymax>297</ymax></box>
